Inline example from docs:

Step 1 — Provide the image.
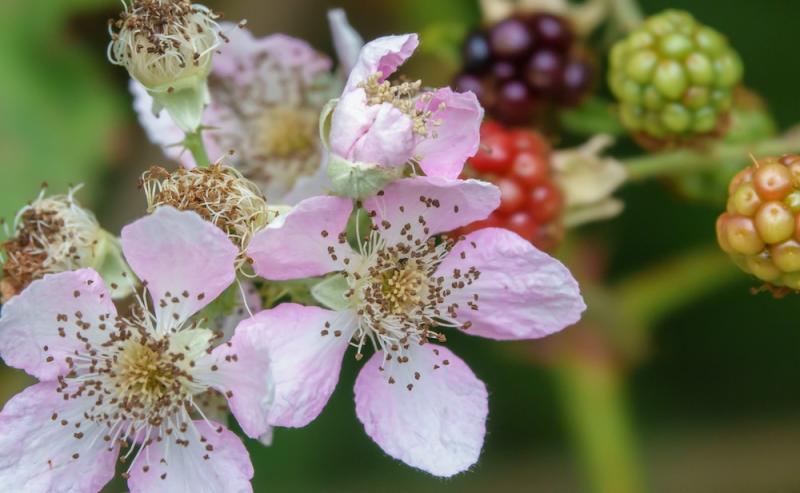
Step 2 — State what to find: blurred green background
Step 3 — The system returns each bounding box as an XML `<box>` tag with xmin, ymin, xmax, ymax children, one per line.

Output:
<box><xmin>1</xmin><ymin>0</ymin><xmax>800</xmax><ymax>492</ymax></box>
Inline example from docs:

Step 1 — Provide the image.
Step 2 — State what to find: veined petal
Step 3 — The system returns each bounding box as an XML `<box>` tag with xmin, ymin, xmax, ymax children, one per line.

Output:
<box><xmin>354</xmin><ymin>344</ymin><xmax>488</xmax><ymax>477</ymax></box>
<box><xmin>437</xmin><ymin>228</ymin><xmax>586</xmax><ymax>340</ymax></box>
<box><xmin>121</xmin><ymin>207</ymin><xmax>238</xmax><ymax>326</ymax></box>
<box><xmin>363</xmin><ymin>177</ymin><xmax>500</xmax><ymax>246</ymax></box>
<box><xmin>0</xmin><ymin>269</ymin><xmax>116</xmax><ymax>381</ymax></box>
<box><xmin>0</xmin><ymin>382</ymin><xmax>119</xmax><ymax>493</ymax></box>
<box><xmin>248</xmin><ymin>196</ymin><xmax>354</xmax><ymax>281</ymax></box>
<box><xmin>344</xmin><ymin>34</ymin><xmax>419</xmax><ymax>93</ymax></box>
<box><xmin>128</xmin><ymin>421</ymin><xmax>253</xmax><ymax>493</ymax></box>
<box><xmin>237</xmin><ymin>304</ymin><xmax>356</xmax><ymax>427</ymax></box>
<box><xmin>414</xmin><ymin>87</ymin><xmax>484</xmax><ymax>179</ymax></box>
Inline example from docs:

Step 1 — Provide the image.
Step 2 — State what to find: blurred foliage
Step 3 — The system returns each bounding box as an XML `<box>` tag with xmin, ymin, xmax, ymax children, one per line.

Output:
<box><xmin>0</xmin><ymin>0</ymin><xmax>123</xmax><ymax>221</ymax></box>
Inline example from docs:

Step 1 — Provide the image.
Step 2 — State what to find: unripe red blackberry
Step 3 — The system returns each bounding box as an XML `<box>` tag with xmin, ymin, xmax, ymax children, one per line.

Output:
<box><xmin>454</xmin><ymin>121</ymin><xmax>564</xmax><ymax>252</ymax></box>
<box><xmin>717</xmin><ymin>155</ymin><xmax>800</xmax><ymax>288</ymax></box>
<box><xmin>454</xmin><ymin>12</ymin><xmax>595</xmax><ymax>126</ymax></box>
<box><xmin>609</xmin><ymin>10</ymin><xmax>743</xmax><ymax>149</ymax></box>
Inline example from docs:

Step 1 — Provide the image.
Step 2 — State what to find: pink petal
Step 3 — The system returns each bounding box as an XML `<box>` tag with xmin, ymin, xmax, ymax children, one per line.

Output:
<box><xmin>238</xmin><ymin>304</ymin><xmax>356</xmax><ymax>427</ymax></box>
<box><xmin>128</xmin><ymin>421</ymin><xmax>253</xmax><ymax>493</ymax></box>
<box><xmin>344</xmin><ymin>34</ymin><xmax>419</xmax><ymax>93</ymax></box>
<box><xmin>328</xmin><ymin>9</ymin><xmax>364</xmax><ymax>75</ymax></box>
<box><xmin>354</xmin><ymin>344</ymin><xmax>488</xmax><ymax>477</ymax></box>
<box><xmin>437</xmin><ymin>228</ymin><xmax>585</xmax><ymax>340</ymax></box>
<box><xmin>363</xmin><ymin>177</ymin><xmax>500</xmax><ymax>246</ymax></box>
<box><xmin>121</xmin><ymin>207</ymin><xmax>238</xmax><ymax>324</ymax></box>
<box><xmin>0</xmin><ymin>382</ymin><xmax>119</xmax><ymax>492</ymax></box>
<box><xmin>0</xmin><ymin>269</ymin><xmax>116</xmax><ymax>381</ymax></box>
<box><xmin>248</xmin><ymin>196</ymin><xmax>353</xmax><ymax>281</ymax></box>
<box><xmin>414</xmin><ymin>87</ymin><xmax>484</xmax><ymax>179</ymax></box>
<box><xmin>197</xmin><ymin>319</ymin><xmax>274</xmax><ymax>439</ymax></box>
<box><xmin>329</xmin><ymin>89</ymin><xmax>415</xmax><ymax>166</ymax></box>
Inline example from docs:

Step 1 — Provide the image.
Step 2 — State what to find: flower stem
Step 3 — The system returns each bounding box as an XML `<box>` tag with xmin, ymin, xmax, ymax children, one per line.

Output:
<box><xmin>556</xmin><ymin>352</ymin><xmax>645</xmax><ymax>493</ymax></box>
<box><xmin>623</xmin><ymin>134</ymin><xmax>800</xmax><ymax>181</ymax></box>
<box><xmin>184</xmin><ymin>129</ymin><xmax>211</xmax><ymax>168</ymax></box>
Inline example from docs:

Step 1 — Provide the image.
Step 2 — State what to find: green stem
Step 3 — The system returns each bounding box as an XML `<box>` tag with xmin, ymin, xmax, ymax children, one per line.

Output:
<box><xmin>556</xmin><ymin>354</ymin><xmax>645</xmax><ymax>493</ymax></box>
<box><xmin>623</xmin><ymin>134</ymin><xmax>800</xmax><ymax>181</ymax></box>
<box><xmin>184</xmin><ymin>129</ymin><xmax>211</xmax><ymax>168</ymax></box>
<box><xmin>615</xmin><ymin>246</ymin><xmax>739</xmax><ymax>329</ymax></box>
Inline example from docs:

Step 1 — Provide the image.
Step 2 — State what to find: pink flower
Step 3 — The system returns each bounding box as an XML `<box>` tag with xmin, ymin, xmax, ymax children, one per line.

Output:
<box><xmin>328</xmin><ymin>34</ymin><xmax>484</xmax><ymax>179</ymax></box>
<box><xmin>132</xmin><ymin>24</ymin><xmax>338</xmax><ymax>204</ymax></box>
<box><xmin>0</xmin><ymin>207</ymin><xmax>273</xmax><ymax>493</ymax></box>
<box><xmin>245</xmin><ymin>177</ymin><xmax>585</xmax><ymax>476</ymax></box>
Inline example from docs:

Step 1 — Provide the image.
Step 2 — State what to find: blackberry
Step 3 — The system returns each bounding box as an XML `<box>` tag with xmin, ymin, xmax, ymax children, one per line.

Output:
<box><xmin>454</xmin><ymin>13</ymin><xmax>595</xmax><ymax>126</ymax></box>
<box><xmin>609</xmin><ymin>10</ymin><xmax>743</xmax><ymax>148</ymax></box>
<box><xmin>717</xmin><ymin>155</ymin><xmax>800</xmax><ymax>289</ymax></box>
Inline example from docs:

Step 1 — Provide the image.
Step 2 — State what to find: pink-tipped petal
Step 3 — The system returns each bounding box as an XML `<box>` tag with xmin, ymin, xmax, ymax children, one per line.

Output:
<box><xmin>248</xmin><ymin>196</ymin><xmax>354</xmax><ymax>280</ymax></box>
<box><xmin>329</xmin><ymin>89</ymin><xmax>415</xmax><ymax>166</ymax></box>
<box><xmin>363</xmin><ymin>177</ymin><xmax>500</xmax><ymax>246</ymax></box>
<box><xmin>238</xmin><ymin>304</ymin><xmax>356</xmax><ymax>427</ymax></box>
<box><xmin>128</xmin><ymin>421</ymin><xmax>253</xmax><ymax>493</ymax></box>
<box><xmin>121</xmin><ymin>207</ymin><xmax>238</xmax><ymax>324</ymax></box>
<box><xmin>415</xmin><ymin>88</ymin><xmax>484</xmax><ymax>179</ymax></box>
<box><xmin>344</xmin><ymin>34</ymin><xmax>419</xmax><ymax>93</ymax></box>
<box><xmin>0</xmin><ymin>269</ymin><xmax>116</xmax><ymax>381</ymax></box>
<box><xmin>438</xmin><ymin>228</ymin><xmax>585</xmax><ymax>340</ymax></box>
<box><xmin>0</xmin><ymin>382</ymin><xmax>118</xmax><ymax>492</ymax></box>
<box><xmin>354</xmin><ymin>344</ymin><xmax>488</xmax><ymax>477</ymax></box>
<box><xmin>197</xmin><ymin>320</ymin><xmax>274</xmax><ymax>439</ymax></box>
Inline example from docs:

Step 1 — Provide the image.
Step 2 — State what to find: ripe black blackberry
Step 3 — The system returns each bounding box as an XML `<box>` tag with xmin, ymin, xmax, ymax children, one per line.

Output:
<box><xmin>454</xmin><ymin>13</ymin><xmax>594</xmax><ymax>125</ymax></box>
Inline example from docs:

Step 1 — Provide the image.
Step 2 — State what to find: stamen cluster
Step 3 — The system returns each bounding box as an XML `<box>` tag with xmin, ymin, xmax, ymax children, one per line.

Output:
<box><xmin>141</xmin><ymin>165</ymin><xmax>269</xmax><ymax>257</ymax></box>
<box><xmin>108</xmin><ymin>0</ymin><xmax>221</xmax><ymax>89</ymax></box>
<box><xmin>359</xmin><ymin>72</ymin><xmax>443</xmax><ymax>137</ymax></box>
<box><xmin>1</xmin><ymin>188</ymin><xmax>100</xmax><ymax>301</ymax></box>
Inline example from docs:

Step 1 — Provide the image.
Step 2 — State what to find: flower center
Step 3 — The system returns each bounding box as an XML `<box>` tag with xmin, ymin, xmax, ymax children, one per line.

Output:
<box><xmin>379</xmin><ymin>260</ymin><xmax>428</xmax><ymax>314</ymax></box>
<box><xmin>113</xmin><ymin>339</ymin><xmax>189</xmax><ymax>414</ymax></box>
<box><xmin>359</xmin><ymin>72</ymin><xmax>443</xmax><ymax>137</ymax></box>
<box><xmin>1</xmin><ymin>190</ymin><xmax>99</xmax><ymax>301</ymax></box>
<box><xmin>142</xmin><ymin>165</ymin><xmax>268</xmax><ymax>259</ymax></box>
<box><xmin>257</xmin><ymin>106</ymin><xmax>318</xmax><ymax>160</ymax></box>
<box><xmin>108</xmin><ymin>0</ymin><xmax>221</xmax><ymax>89</ymax></box>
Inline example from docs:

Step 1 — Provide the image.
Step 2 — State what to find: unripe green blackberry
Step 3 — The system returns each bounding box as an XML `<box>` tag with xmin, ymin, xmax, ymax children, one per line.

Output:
<box><xmin>609</xmin><ymin>10</ymin><xmax>743</xmax><ymax>148</ymax></box>
<box><xmin>717</xmin><ymin>155</ymin><xmax>800</xmax><ymax>289</ymax></box>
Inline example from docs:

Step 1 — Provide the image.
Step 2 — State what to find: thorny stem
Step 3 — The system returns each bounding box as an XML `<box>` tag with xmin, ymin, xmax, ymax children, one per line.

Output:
<box><xmin>623</xmin><ymin>134</ymin><xmax>800</xmax><ymax>181</ymax></box>
<box><xmin>184</xmin><ymin>129</ymin><xmax>211</xmax><ymax>168</ymax></box>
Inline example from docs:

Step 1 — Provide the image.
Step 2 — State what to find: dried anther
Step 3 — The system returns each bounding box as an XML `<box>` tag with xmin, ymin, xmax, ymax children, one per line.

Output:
<box><xmin>141</xmin><ymin>164</ymin><xmax>269</xmax><ymax>261</ymax></box>
<box><xmin>1</xmin><ymin>187</ymin><xmax>100</xmax><ymax>302</ymax></box>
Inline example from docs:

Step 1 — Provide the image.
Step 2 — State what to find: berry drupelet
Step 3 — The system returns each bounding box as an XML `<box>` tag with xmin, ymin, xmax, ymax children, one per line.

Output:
<box><xmin>609</xmin><ymin>10</ymin><xmax>743</xmax><ymax>149</ymax></box>
<box><xmin>717</xmin><ymin>155</ymin><xmax>800</xmax><ymax>289</ymax></box>
<box><xmin>454</xmin><ymin>13</ymin><xmax>594</xmax><ymax>126</ymax></box>
<box><xmin>456</xmin><ymin>121</ymin><xmax>564</xmax><ymax>252</ymax></box>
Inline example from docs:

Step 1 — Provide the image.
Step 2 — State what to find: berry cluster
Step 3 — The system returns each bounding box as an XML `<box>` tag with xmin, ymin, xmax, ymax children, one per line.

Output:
<box><xmin>609</xmin><ymin>9</ymin><xmax>743</xmax><ymax>148</ymax></box>
<box><xmin>717</xmin><ymin>155</ymin><xmax>800</xmax><ymax>289</ymax></box>
<box><xmin>457</xmin><ymin>121</ymin><xmax>563</xmax><ymax>251</ymax></box>
<box><xmin>454</xmin><ymin>13</ymin><xmax>594</xmax><ymax>125</ymax></box>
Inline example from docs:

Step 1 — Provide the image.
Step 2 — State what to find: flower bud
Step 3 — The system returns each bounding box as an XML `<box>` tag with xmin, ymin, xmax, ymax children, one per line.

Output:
<box><xmin>108</xmin><ymin>0</ymin><xmax>222</xmax><ymax>131</ymax></box>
